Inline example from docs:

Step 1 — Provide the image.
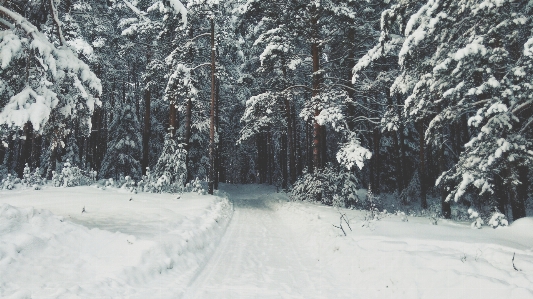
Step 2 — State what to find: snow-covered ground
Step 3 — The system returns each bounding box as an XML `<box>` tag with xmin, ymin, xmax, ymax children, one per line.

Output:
<box><xmin>0</xmin><ymin>186</ymin><xmax>232</xmax><ymax>298</ymax></box>
<box><xmin>1</xmin><ymin>184</ymin><xmax>533</xmax><ymax>298</ymax></box>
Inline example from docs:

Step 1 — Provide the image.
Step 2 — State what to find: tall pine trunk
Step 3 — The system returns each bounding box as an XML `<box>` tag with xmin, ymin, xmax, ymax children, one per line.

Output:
<box><xmin>208</xmin><ymin>18</ymin><xmax>216</xmax><ymax>195</ymax></box>
<box><xmin>418</xmin><ymin>121</ymin><xmax>428</xmax><ymax>209</ymax></box>
<box><xmin>142</xmin><ymin>48</ymin><xmax>151</xmax><ymax>175</ymax></box>
<box><xmin>440</xmin><ymin>133</ymin><xmax>451</xmax><ymax>218</ymax></box>
<box><xmin>311</xmin><ymin>31</ymin><xmax>321</xmax><ymax>172</ymax></box>
<box><xmin>285</xmin><ymin>100</ymin><xmax>296</xmax><ymax>184</ymax></box>
<box><xmin>169</xmin><ymin>99</ymin><xmax>177</xmax><ymax>137</ymax></box>
<box><xmin>214</xmin><ymin>75</ymin><xmax>220</xmax><ymax>190</ymax></box>
<box><xmin>372</xmin><ymin>128</ymin><xmax>381</xmax><ymax>194</ymax></box>
<box><xmin>281</xmin><ymin>133</ymin><xmax>288</xmax><ymax>190</ymax></box>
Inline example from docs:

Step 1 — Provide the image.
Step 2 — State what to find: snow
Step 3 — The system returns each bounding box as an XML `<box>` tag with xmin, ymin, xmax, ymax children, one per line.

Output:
<box><xmin>183</xmin><ymin>184</ymin><xmax>533</xmax><ymax>298</ymax></box>
<box><xmin>336</xmin><ymin>137</ymin><xmax>373</xmax><ymax>170</ymax></box>
<box><xmin>524</xmin><ymin>38</ymin><xmax>533</xmax><ymax>57</ymax></box>
<box><xmin>168</xmin><ymin>0</ymin><xmax>188</xmax><ymax>27</ymax></box>
<box><xmin>0</xmin><ymin>6</ymin><xmax>102</xmax><ymax>134</ymax></box>
<box><xmin>0</xmin><ymin>186</ymin><xmax>232</xmax><ymax>298</ymax></box>
<box><xmin>0</xmin><ymin>31</ymin><xmax>22</xmax><ymax>69</ymax></box>
<box><xmin>1</xmin><ymin>184</ymin><xmax>533</xmax><ymax>298</ymax></box>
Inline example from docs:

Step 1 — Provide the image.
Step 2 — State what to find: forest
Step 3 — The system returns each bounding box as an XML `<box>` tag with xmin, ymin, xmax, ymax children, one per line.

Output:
<box><xmin>0</xmin><ymin>0</ymin><xmax>532</xmax><ymax>222</ymax></box>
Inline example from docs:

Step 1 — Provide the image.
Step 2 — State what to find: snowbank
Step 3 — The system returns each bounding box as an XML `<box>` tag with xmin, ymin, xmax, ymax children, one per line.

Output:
<box><xmin>276</xmin><ymin>200</ymin><xmax>533</xmax><ymax>299</ymax></box>
<box><xmin>0</xmin><ymin>187</ymin><xmax>232</xmax><ymax>298</ymax></box>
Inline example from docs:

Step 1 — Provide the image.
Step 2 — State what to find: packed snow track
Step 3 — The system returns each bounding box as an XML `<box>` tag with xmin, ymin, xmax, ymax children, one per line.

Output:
<box><xmin>182</xmin><ymin>186</ymin><xmax>322</xmax><ymax>299</ymax></box>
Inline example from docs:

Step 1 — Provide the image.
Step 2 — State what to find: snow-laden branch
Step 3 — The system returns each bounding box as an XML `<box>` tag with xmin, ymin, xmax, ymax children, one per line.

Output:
<box><xmin>0</xmin><ymin>6</ymin><xmax>102</xmax><ymax>133</ymax></box>
<box><xmin>336</xmin><ymin>135</ymin><xmax>372</xmax><ymax>170</ymax></box>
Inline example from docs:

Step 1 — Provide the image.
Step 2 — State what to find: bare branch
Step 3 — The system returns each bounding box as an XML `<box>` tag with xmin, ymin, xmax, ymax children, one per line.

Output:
<box><xmin>49</xmin><ymin>0</ymin><xmax>67</xmax><ymax>46</ymax></box>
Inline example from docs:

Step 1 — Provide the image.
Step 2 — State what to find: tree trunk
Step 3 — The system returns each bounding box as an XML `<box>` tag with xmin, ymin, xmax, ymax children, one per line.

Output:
<box><xmin>512</xmin><ymin>165</ymin><xmax>528</xmax><ymax>221</ymax></box>
<box><xmin>418</xmin><ymin>121</ymin><xmax>428</xmax><ymax>209</ymax></box>
<box><xmin>142</xmin><ymin>85</ymin><xmax>151</xmax><ymax>175</ymax></box>
<box><xmin>372</xmin><ymin>128</ymin><xmax>381</xmax><ymax>194</ymax></box>
<box><xmin>281</xmin><ymin>132</ymin><xmax>288</xmax><ymax>190</ymax></box>
<box><xmin>31</xmin><ymin>132</ymin><xmax>42</xmax><ymax>169</ymax></box>
<box><xmin>493</xmin><ymin>173</ymin><xmax>507</xmax><ymax>216</ymax></box>
<box><xmin>284</xmin><ymin>96</ymin><xmax>296</xmax><ymax>184</ymax></box>
<box><xmin>169</xmin><ymin>99</ymin><xmax>177</xmax><ymax>137</ymax></box>
<box><xmin>267</xmin><ymin>130</ymin><xmax>273</xmax><ymax>185</ymax></box>
<box><xmin>440</xmin><ymin>134</ymin><xmax>451</xmax><ymax>218</ymax></box>
<box><xmin>397</xmin><ymin>96</ymin><xmax>407</xmax><ymax>190</ymax></box>
<box><xmin>49</xmin><ymin>0</ymin><xmax>66</xmax><ymax>46</ymax></box>
<box><xmin>214</xmin><ymin>75</ymin><xmax>220</xmax><ymax>190</ymax></box>
<box><xmin>142</xmin><ymin>49</ymin><xmax>151</xmax><ymax>175</ymax></box>
<box><xmin>345</xmin><ymin>28</ymin><xmax>357</xmax><ymax>131</ymax></box>
<box><xmin>321</xmin><ymin>125</ymin><xmax>327</xmax><ymax>166</ymax></box>
<box><xmin>17</xmin><ymin>122</ymin><xmax>33</xmax><ymax>177</ymax></box>
<box><xmin>311</xmin><ymin>8</ymin><xmax>322</xmax><ymax>173</ymax></box>
<box><xmin>393</xmin><ymin>130</ymin><xmax>403</xmax><ymax>193</ymax></box>
<box><xmin>47</xmin><ymin>144</ymin><xmax>57</xmax><ymax>180</ymax></box>
<box><xmin>306</xmin><ymin>120</ymin><xmax>313</xmax><ymax>172</ymax></box>
<box><xmin>208</xmin><ymin>17</ymin><xmax>216</xmax><ymax>195</ymax></box>
<box><xmin>292</xmin><ymin>104</ymin><xmax>301</xmax><ymax>177</ymax></box>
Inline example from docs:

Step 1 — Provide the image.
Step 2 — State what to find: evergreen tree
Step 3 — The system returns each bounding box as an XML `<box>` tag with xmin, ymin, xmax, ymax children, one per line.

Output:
<box><xmin>100</xmin><ymin>102</ymin><xmax>142</xmax><ymax>180</ymax></box>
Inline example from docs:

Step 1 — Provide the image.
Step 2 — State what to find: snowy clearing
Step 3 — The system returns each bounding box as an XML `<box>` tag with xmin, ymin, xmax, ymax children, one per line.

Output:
<box><xmin>1</xmin><ymin>184</ymin><xmax>533</xmax><ymax>298</ymax></box>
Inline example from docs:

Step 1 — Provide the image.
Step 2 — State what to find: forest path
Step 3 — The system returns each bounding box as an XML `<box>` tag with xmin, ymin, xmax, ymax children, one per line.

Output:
<box><xmin>180</xmin><ymin>184</ymin><xmax>328</xmax><ymax>299</ymax></box>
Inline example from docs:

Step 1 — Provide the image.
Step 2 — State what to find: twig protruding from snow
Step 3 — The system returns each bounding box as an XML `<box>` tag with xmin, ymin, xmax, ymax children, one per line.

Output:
<box><xmin>513</xmin><ymin>253</ymin><xmax>521</xmax><ymax>271</ymax></box>
<box><xmin>332</xmin><ymin>211</ymin><xmax>352</xmax><ymax>236</ymax></box>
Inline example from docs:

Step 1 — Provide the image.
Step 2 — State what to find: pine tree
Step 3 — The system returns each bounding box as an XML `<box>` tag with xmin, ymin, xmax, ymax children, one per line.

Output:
<box><xmin>100</xmin><ymin>102</ymin><xmax>142</xmax><ymax>180</ymax></box>
<box><xmin>152</xmin><ymin>133</ymin><xmax>187</xmax><ymax>192</ymax></box>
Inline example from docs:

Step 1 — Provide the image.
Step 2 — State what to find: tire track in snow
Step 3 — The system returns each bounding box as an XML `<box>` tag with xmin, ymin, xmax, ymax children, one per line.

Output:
<box><xmin>180</xmin><ymin>196</ymin><xmax>319</xmax><ymax>299</ymax></box>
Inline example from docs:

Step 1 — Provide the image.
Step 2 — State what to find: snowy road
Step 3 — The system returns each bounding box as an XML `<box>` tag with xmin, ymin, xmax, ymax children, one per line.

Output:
<box><xmin>182</xmin><ymin>194</ymin><xmax>322</xmax><ymax>299</ymax></box>
<box><xmin>181</xmin><ymin>184</ymin><xmax>533</xmax><ymax>299</ymax></box>
<box><xmin>2</xmin><ymin>185</ymin><xmax>532</xmax><ymax>298</ymax></box>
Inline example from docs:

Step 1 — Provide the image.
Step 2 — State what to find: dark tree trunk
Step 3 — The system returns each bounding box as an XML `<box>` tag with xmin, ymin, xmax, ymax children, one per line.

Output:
<box><xmin>267</xmin><ymin>130</ymin><xmax>273</xmax><ymax>185</ymax></box>
<box><xmin>208</xmin><ymin>18</ymin><xmax>216</xmax><ymax>195</ymax></box>
<box><xmin>321</xmin><ymin>125</ymin><xmax>327</xmax><ymax>166</ymax></box>
<box><xmin>311</xmin><ymin>8</ymin><xmax>322</xmax><ymax>173</ymax></box>
<box><xmin>184</xmin><ymin>98</ymin><xmax>193</xmax><ymax>182</ymax></box>
<box><xmin>512</xmin><ymin>165</ymin><xmax>528</xmax><ymax>220</ymax></box>
<box><xmin>169</xmin><ymin>99</ymin><xmax>177</xmax><ymax>137</ymax></box>
<box><xmin>47</xmin><ymin>145</ymin><xmax>57</xmax><ymax>180</ymax></box>
<box><xmin>396</xmin><ymin>95</ymin><xmax>407</xmax><ymax>190</ymax></box>
<box><xmin>418</xmin><ymin>121</ymin><xmax>428</xmax><ymax>209</ymax></box>
<box><xmin>372</xmin><ymin>128</ymin><xmax>381</xmax><ymax>194</ymax></box>
<box><xmin>4</xmin><ymin>134</ymin><xmax>14</xmax><ymax>172</ymax></box>
<box><xmin>96</xmin><ymin>106</ymin><xmax>104</xmax><ymax>171</ymax></box>
<box><xmin>393</xmin><ymin>130</ymin><xmax>402</xmax><ymax>193</ymax></box>
<box><xmin>345</xmin><ymin>28</ymin><xmax>357</xmax><ymax>132</ymax></box>
<box><xmin>285</xmin><ymin>99</ymin><xmax>296</xmax><ymax>184</ymax></box>
<box><xmin>17</xmin><ymin>122</ymin><xmax>33</xmax><ymax>178</ymax></box>
<box><xmin>493</xmin><ymin>173</ymin><xmax>507</xmax><ymax>216</ymax></box>
<box><xmin>184</xmin><ymin>26</ymin><xmax>194</xmax><ymax>182</ymax></box>
<box><xmin>292</xmin><ymin>104</ymin><xmax>301</xmax><ymax>177</ymax></box>
<box><xmin>440</xmin><ymin>134</ymin><xmax>451</xmax><ymax>218</ymax></box>
<box><xmin>31</xmin><ymin>132</ymin><xmax>42</xmax><ymax>169</ymax></box>
<box><xmin>256</xmin><ymin>133</ymin><xmax>267</xmax><ymax>183</ymax></box>
<box><xmin>214</xmin><ymin>75</ymin><xmax>220</xmax><ymax>190</ymax></box>
<box><xmin>281</xmin><ymin>133</ymin><xmax>288</xmax><ymax>190</ymax></box>
<box><xmin>306</xmin><ymin>120</ymin><xmax>313</xmax><ymax>172</ymax></box>
<box><xmin>142</xmin><ymin>48</ymin><xmax>152</xmax><ymax>176</ymax></box>
<box><xmin>142</xmin><ymin>86</ymin><xmax>151</xmax><ymax>175</ymax></box>
<box><xmin>0</xmin><ymin>142</ymin><xmax>5</xmax><ymax>167</ymax></box>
